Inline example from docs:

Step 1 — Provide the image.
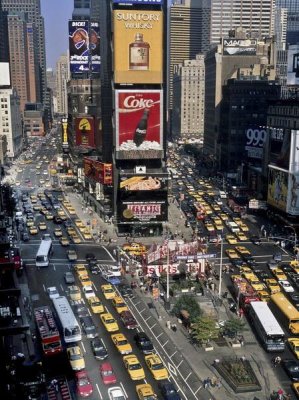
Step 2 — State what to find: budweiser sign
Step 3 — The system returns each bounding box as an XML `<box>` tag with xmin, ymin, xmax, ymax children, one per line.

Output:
<box><xmin>115</xmin><ymin>90</ymin><xmax>163</xmax><ymax>160</ymax></box>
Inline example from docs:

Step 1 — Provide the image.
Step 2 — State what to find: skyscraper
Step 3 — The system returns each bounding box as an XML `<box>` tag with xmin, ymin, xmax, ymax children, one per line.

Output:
<box><xmin>276</xmin><ymin>0</ymin><xmax>299</xmax><ymax>44</ymax></box>
<box><xmin>56</xmin><ymin>54</ymin><xmax>69</xmax><ymax>116</ymax></box>
<box><xmin>210</xmin><ymin>0</ymin><xmax>275</xmax><ymax>44</ymax></box>
<box><xmin>2</xmin><ymin>0</ymin><xmax>47</xmax><ymax>104</ymax></box>
<box><xmin>168</xmin><ymin>0</ymin><xmax>211</xmax><ymax>112</ymax></box>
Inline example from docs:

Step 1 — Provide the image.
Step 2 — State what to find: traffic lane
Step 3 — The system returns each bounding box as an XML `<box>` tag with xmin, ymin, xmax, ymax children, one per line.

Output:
<box><xmin>125</xmin><ymin>295</ymin><xmax>203</xmax><ymax>400</ymax></box>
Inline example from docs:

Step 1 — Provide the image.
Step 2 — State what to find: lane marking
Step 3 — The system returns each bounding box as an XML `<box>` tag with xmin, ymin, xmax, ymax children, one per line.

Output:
<box><xmin>95</xmin><ymin>383</ymin><xmax>103</xmax><ymax>399</ymax></box>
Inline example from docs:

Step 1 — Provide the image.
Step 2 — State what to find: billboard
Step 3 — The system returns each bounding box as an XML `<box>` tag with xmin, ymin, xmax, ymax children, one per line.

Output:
<box><xmin>245</xmin><ymin>128</ymin><xmax>266</xmax><ymax>159</ymax></box>
<box><xmin>287</xmin><ymin>173</ymin><xmax>299</xmax><ymax>215</ymax></box>
<box><xmin>269</xmin><ymin>127</ymin><xmax>291</xmax><ymax>170</ymax></box>
<box><xmin>113</xmin><ymin>10</ymin><xmax>163</xmax><ymax>84</ymax></box>
<box><xmin>99</xmin><ymin>163</ymin><xmax>113</xmax><ymax>185</ymax></box>
<box><xmin>115</xmin><ymin>90</ymin><xmax>163</xmax><ymax>159</ymax></box>
<box><xmin>223</xmin><ymin>38</ymin><xmax>257</xmax><ymax>56</ymax></box>
<box><xmin>289</xmin><ymin>130</ymin><xmax>299</xmax><ymax>173</ymax></box>
<box><xmin>0</xmin><ymin>63</ymin><xmax>10</xmax><ymax>86</ymax></box>
<box><xmin>267</xmin><ymin>167</ymin><xmax>288</xmax><ymax>212</ymax></box>
<box><xmin>119</xmin><ymin>174</ymin><xmax>167</xmax><ymax>191</ymax></box>
<box><xmin>83</xmin><ymin>158</ymin><xmax>112</xmax><ymax>185</ymax></box>
<box><xmin>90</xmin><ymin>21</ymin><xmax>101</xmax><ymax>73</ymax></box>
<box><xmin>75</xmin><ymin>117</ymin><xmax>95</xmax><ymax>148</ymax></box>
<box><xmin>69</xmin><ymin>20</ymin><xmax>89</xmax><ymax>73</ymax></box>
<box><xmin>62</xmin><ymin>121</ymin><xmax>68</xmax><ymax>144</ymax></box>
<box><xmin>118</xmin><ymin>200</ymin><xmax>167</xmax><ymax>223</ymax></box>
<box><xmin>287</xmin><ymin>45</ymin><xmax>299</xmax><ymax>85</ymax></box>
<box><xmin>113</xmin><ymin>0</ymin><xmax>162</xmax><ymax>3</ymax></box>
<box><xmin>147</xmin><ymin>263</ymin><xmax>204</xmax><ymax>276</ymax></box>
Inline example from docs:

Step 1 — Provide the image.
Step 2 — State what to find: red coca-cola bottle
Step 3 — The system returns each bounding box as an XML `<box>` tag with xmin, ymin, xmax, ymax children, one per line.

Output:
<box><xmin>133</xmin><ymin>108</ymin><xmax>149</xmax><ymax>147</ymax></box>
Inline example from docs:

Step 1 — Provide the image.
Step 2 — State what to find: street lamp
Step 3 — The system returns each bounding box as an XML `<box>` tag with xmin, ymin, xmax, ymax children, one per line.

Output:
<box><xmin>218</xmin><ymin>232</ymin><xmax>224</xmax><ymax>297</ymax></box>
<box><xmin>285</xmin><ymin>225</ymin><xmax>298</xmax><ymax>255</ymax></box>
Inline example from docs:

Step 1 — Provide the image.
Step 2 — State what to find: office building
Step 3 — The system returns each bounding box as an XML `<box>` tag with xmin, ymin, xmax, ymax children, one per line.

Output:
<box><xmin>168</xmin><ymin>0</ymin><xmax>210</xmax><ymax>111</ymax></box>
<box><xmin>2</xmin><ymin>0</ymin><xmax>47</xmax><ymax>104</ymax></box>
<box><xmin>56</xmin><ymin>54</ymin><xmax>69</xmax><ymax>116</ymax></box>
<box><xmin>210</xmin><ymin>0</ymin><xmax>275</xmax><ymax>44</ymax></box>
<box><xmin>172</xmin><ymin>54</ymin><xmax>205</xmax><ymax>139</ymax></box>
<box><xmin>276</xmin><ymin>0</ymin><xmax>299</xmax><ymax>44</ymax></box>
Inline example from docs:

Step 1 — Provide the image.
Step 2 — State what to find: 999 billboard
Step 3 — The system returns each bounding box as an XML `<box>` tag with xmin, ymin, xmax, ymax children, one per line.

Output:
<box><xmin>115</xmin><ymin>90</ymin><xmax>163</xmax><ymax>160</ymax></box>
<box><xmin>118</xmin><ymin>200</ymin><xmax>167</xmax><ymax>223</ymax></box>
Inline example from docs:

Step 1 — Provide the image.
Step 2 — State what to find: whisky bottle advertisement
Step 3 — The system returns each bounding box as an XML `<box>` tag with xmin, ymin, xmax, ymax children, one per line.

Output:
<box><xmin>129</xmin><ymin>33</ymin><xmax>150</xmax><ymax>70</ymax></box>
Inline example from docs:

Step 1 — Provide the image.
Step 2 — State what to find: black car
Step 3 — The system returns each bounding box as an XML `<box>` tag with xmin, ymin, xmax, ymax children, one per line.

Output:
<box><xmin>53</xmin><ymin>215</ymin><xmax>63</xmax><ymax>224</ymax></box>
<box><xmin>64</xmin><ymin>219</ymin><xmax>73</xmax><ymax>227</ymax></box>
<box><xmin>158</xmin><ymin>381</ymin><xmax>181</xmax><ymax>400</ymax></box>
<box><xmin>289</xmin><ymin>293</ymin><xmax>299</xmax><ymax>308</ymax></box>
<box><xmin>282</xmin><ymin>359</ymin><xmax>299</xmax><ymax>381</ymax></box>
<box><xmin>250</xmin><ymin>235</ymin><xmax>261</xmax><ymax>245</ymax></box>
<box><xmin>91</xmin><ymin>338</ymin><xmax>108</xmax><ymax>360</ymax></box>
<box><xmin>119</xmin><ymin>284</ymin><xmax>134</xmax><ymax>299</ymax></box>
<box><xmin>134</xmin><ymin>332</ymin><xmax>154</xmax><ymax>354</ymax></box>
<box><xmin>255</xmin><ymin>270</ymin><xmax>271</xmax><ymax>281</ymax></box>
<box><xmin>73</xmin><ymin>304</ymin><xmax>89</xmax><ymax>318</ymax></box>
<box><xmin>89</xmin><ymin>264</ymin><xmax>99</xmax><ymax>274</ymax></box>
<box><xmin>22</xmin><ymin>232</ymin><xmax>29</xmax><ymax>242</ymax></box>
<box><xmin>80</xmin><ymin>316</ymin><xmax>98</xmax><ymax>339</ymax></box>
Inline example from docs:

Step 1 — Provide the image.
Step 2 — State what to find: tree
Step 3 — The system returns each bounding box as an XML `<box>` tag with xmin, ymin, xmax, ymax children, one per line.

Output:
<box><xmin>171</xmin><ymin>295</ymin><xmax>202</xmax><ymax>323</ymax></box>
<box><xmin>191</xmin><ymin>316</ymin><xmax>219</xmax><ymax>345</ymax></box>
<box><xmin>223</xmin><ymin>317</ymin><xmax>246</xmax><ymax>338</ymax></box>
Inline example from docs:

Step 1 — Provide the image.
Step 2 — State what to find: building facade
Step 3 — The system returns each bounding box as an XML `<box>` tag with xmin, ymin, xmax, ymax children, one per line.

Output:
<box><xmin>56</xmin><ymin>54</ymin><xmax>69</xmax><ymax>116</ymax></box>
<box><xmin>172</xmin><ymin>54</ymin><xmax>205</xmax><ymax>139</ymax></box>
<box><xmin>210</xmin><ymin>0</ymin><xmax>275</xmax><ymax>44</ymax></box>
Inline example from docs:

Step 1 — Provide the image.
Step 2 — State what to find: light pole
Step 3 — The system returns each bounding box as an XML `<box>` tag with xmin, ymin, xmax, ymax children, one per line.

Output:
<box><xmin>218</xmin><ymin>232</ymin><xmax>224</xmax><ymax>297</ymax></box>
<box><xmin>285</xmin><ymin>225</ymin><xmax>297</xmax><ymax>255</ymax></box>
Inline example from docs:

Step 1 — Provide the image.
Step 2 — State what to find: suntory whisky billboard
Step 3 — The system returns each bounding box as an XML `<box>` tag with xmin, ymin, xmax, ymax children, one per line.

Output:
<box><xmin>113</xmin><ymin>10</ymin><xmax>163</xmax><ymax>84</ymax></box>
<box><xmin>115</xmin><ymin>90</ymin><xmax>163</xmax><ymax>159</ymax></box>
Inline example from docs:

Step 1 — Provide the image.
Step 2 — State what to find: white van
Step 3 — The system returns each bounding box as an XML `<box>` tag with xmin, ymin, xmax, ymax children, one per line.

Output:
<box><xmin>227</xmin><ymin>221</ymin><xmax>240</xmax><ymax>233</ymax></box>
<box><xmin>219</xmin><ymin>191</ymin><xmax>227</xmax><ymax>199</ymax></box>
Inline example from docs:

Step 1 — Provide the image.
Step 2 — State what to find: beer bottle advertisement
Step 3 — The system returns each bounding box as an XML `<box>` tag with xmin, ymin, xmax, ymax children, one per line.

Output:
<box><xmin>115</xmin><ymin>90</ymin><xmax>163</xmax><ymax>160</ymax></box>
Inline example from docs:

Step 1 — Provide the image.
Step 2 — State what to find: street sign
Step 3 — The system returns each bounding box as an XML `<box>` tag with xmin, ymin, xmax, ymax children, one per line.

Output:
<box><xmin>176</xmin><ymin>253</ymin><xmax>216</xmax><ymax>261</ymax></box>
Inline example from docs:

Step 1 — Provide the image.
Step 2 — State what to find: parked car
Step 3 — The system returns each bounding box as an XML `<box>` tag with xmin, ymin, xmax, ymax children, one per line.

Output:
<box><xmin>64</xmin><ymin>271</ymin><xmax>75</xmax><ymax>284</ymax></box>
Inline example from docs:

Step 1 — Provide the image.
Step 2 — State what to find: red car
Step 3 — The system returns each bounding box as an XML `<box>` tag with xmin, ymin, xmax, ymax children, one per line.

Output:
<box><xmin>100</xmin><ymin>362</ymin><xmax>117</xmax><ymax>385</ymax></box>
<box><xmin>75</xmin><ymin>370</ymin><xmax>93</xmax><ymax>397</ymax></box>
<box><xmin>120</xmin><ymin>310</ymin><xmax>138</xmax><ymax>330</ymax></box>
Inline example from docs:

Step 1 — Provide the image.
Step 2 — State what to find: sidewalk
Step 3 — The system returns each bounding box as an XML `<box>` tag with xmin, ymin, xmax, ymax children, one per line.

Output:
<box><xmin>65</xmin><ymin>191</ymin><xmax>285</xmax><ymax>400</ymax></box>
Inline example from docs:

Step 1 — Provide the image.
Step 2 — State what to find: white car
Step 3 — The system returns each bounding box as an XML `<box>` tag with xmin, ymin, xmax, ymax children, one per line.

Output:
<box><xmin>82</xmin><ymin>285</ymin><xmax>96</xmax><ymax>299</ymax></box>
<box><xmin>108</xmin><ymin>386</ymin><xmax>126</xmax><ymax>400</ymax></box>
<box><xmin>279</xmin><ymin>280</ymin><xmax>295</xmax><ymax>293</ymax></box>
<box><xmin>108</xmin><ymin>265</ymin><xmax>121</xmax><ymax>277</ymax></box>
<box><xmin>47</xmin><ymin>286</ymin><xmax>60</xmax><ymax>299</ymax></box>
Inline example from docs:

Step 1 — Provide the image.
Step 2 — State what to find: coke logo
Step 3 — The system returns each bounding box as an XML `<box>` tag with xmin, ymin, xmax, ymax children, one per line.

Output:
<box><xmin>123</xmin><ymin>95</ymin><xmax>155</xmax><ymax>109</ymax></box>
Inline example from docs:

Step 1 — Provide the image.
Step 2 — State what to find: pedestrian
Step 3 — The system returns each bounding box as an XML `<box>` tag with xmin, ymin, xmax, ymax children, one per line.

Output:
<box><xmin>171</xmin><ymin>323</ymin><xmax>177</xmax><ymax>332</ymax></box>
<box><xmin>213</xmin><ymin>358</ymin><xmax>220</xmax><ymax>367</ymax></box>
<box><xmin>51</xmin><ymin>378</ymin><xmax>58</xmax><ymax>393</ymax></box>
<box><xmin>203</xmin><ymin>379</ymin><xmax>208</xmax><ymax>389</ymax></box>
<box><xmin>273</xmin><ymin>355</ymin><xmax>281</xmax><ymax>367</ymax></box>
<box><xmin>277</xmin><ymin>388</ymin><xmax>284</xmax><ymax>400</ymax></box>
<box><xmin>241</xmin><ymin>355</ymin><xmax>246</xmax><ymax>361</ymax></box>
<box><xmin>211</xmin><ymin>376</ymin><xmax>217</xmax><ymax>387</ymax></box>
<box><xmin>216</xmin><ymin>378</ymin><xmax>222</xmax><ymax>389</ymax></box>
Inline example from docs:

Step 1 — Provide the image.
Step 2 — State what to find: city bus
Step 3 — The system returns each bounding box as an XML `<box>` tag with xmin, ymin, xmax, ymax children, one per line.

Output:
<box><xmin>52</xmin><ymin>296</ymin><xmax>81</xmax><ymax>343</ymax></box>
<box><xmin>35</xmin><ymin>236</ymin><xmax>53</xmax><ymax>268</ymax></box>
<box><xmin>248</xmin><ymin>301</ymin><xmax>285</xmax><ymax>352</ymax></box>
<box><xmin>270</xmin><ymin>292</ymin><xmax>299</xmax><ymax>334</ymax></box>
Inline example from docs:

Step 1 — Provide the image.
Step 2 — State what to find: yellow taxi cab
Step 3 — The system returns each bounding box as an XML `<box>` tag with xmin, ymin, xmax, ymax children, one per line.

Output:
<box><xmin>60</xmin><ymin>236</ymin><xmax>70</xmax><ymax>246</ymax></box>
<box><xmin>272</xmin><ymin>268</ymin><xmax>287</xmax><ymax>281</ymax></box>
<box><xmin>233</xmin><ymin>217</ymin><xmax>242</xmax><ymax>226</ymax></box>
<box><xmin>38</xmin><ymin>222</ymin><xmax>47</xmax><ymax>231</ymax></box>
<box><xmin>30</xmin><ymin>195</ymin><xmax>37</xmax><ymax>203</ymax></box>
<box><xmin>78</xmin><ymin>225</ymin><xmax>87</xmax><ymax>233</ymax></box>
<box><xmin>68</xmin><ymin>208</ymin><xmax>76</xmax><ymax>215</ymax></box>
<box><xmin>240</xmin><ymin>223</ymin><xmax>249</xmax><ymax>232</ymax></box>
<box><xmin>219</xmin><ymin>213</ymin><xmax>229</xmax><ymax>221</ymax></box>
<box><xmin>67</xmin><ymin>346</ymin><xmax>85</xmax><ymax>371</ymax></box>
<box><xmin>63</xmin><ymin>200</ymin><xmax>71</xmax><ymax>207</ymax></box>
<box><xmin>136</xmin><ymin>384</ymin><xmax>157</xmax><ymax>400</ymax></box>
<box><xmin>239</xmin><ymin>266</ymin><xmax>252</xmax><ymax>274</ymax></box>
<box><xmin>214</xmin><ymin>220</ymin><xmax>224</xmax><ymax>231</ymax></box>
<box><xmin>226</xmin><ymin>235</ymin><xmax>237</xmax><ymax>245</ymax></box>
<box><xmin>265</xmin><ymin>278</ymin><xmax>281</xmax><ymax>294</ymax></box>
<box><xmin>236</xmin><ymin>232</ymin><xmax>248</xmax><ymax>241</ymax></box>
<box><xmin>100</xmin><ymin>313</ymin><xmax>119</xmax><ymax>332</ymax></box>
<box><xmin>242</xmin><ymin>273</ymin><xmax>264</xmax><ymax>291</ymax></box>
<box><xmin>144</xmin><ymin>353</ymin><xmax>169</xmax><ymax>380</ymax></box>
<box><xmin>82</xmin><ymin>231</ymin><xmax>93</xmax><ymax>240</ymax></box>
<box><xmin>79</xmin><ymin>274</ymin><xmax>92</xmax><ymax>287</ymax></box>
<box><xmin>67</xmin><ymin>227</ymin><xmax>76</xmax><ymax>235</ymax></box>
<box><xmin>101</xmin><ymin>284</ymin><xmax>116</xmax><ymax>300</ymax></box>
<box><xmin>69</xmin><ymin>285</ymin><xmax>82</xmax><ymax>301</ymax></box>
<box><xmin>111</xmin><ymin>333</ymin><xmax>132</xmax><ymax>354</ymax></box>
<box><xmin>212</xmin><ymin>204</ymin><xmax>221</xmax><ymax>212</ymax></box>
<box><xmin>205</xmin><ymin>223</ymin><xmax>215</xmax><ymax>232</ymax></box>
<box><xmin>54</xmin><ymin>228</ymin><xmax>63</xmax><ymax>237</ymax></box>
<box><xmin>123</xmin><ymin>354</ymin><xmax>145</xmax><ymax>381</ymax></box>
<box><xmin>75</xmin><ymin>264</ymin><xmax>88</xmax><ymax>276</ymax></box>
<box><xmin>292</xmin><ymin>382</ymin><xmax>299</xmax><ymax>398</ymax></box>
<box><xmin>71</xmin><ymin>234</ymin><xmax>82</xmax><ymax>244</ymax></box>
<box><xmin>29</xmin><ymin>226</ymin><xmax>38</xmax><ymax>235</ymax></box>
<box><xmin>33</xmin><ymin>204</ymin><xmax>42</xmax><ymax>211</ymax></box>
<box><xmin>235</xmin><ymin>246</ymin><xmax>251</xmax><ymax>256</ymax></box>
<box><xmin>26</xmin><ymin>219</ymin><xmax>35</xmax><ymax>227</ymax></box>
<box><xmin>231</xmin><ymin>274</ymin><xmax>242</xmax><ymax>282</ymax></box>
<box><xmin>288</xmin><ymin>338</ymin><xmax>299</xmax><ymax>359</ymax></box>
<box><xmin>257</xmin><ymin>290</ymin><xmax>270</xmax><ymax>302</ymax></box>
<box><xmin>75</xmin><ymin>219</ymin><xmax>85</xmax><ymax>228</ymax></box>
<box><xmin>112</xmin><ymin>296</ymin><xmax>128</xmax><ymax>314</ymax></box>
<box><xmin>45</xmin><ymin>212</ymin><xmax>53</xmax><ymax>220</ymax></box>
<box><xmin>290</xmin><ymin>260</ymin><xmax>299</xmax><ymax>273</ymax></box>
<box><xmin>225</xmin><ymin>249</ymin><xmax>239</xmax><ymax>259</ymax></box>
<box><xmin>88</xmin><ymin>296</ymin><xmax>104</xmax><ymax>313</ymax></box>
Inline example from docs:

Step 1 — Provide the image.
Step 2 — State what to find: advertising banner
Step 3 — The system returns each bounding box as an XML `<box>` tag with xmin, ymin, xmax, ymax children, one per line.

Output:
<box><xmin>113</xmin><ymin>0</ymin><xmax>162</xmax><ymax>3</ymax></box>
<box><xmin>287</xmin><ymin>173</ymin><xmax>299</xmax><ymax>215</ymax></box>
<box><xmin>269</xmin><ymin>127</ymin><xmax>290</xmax><ymax>170</ymax></box>
<box><xmin>147</xmin><ymin>262</ymin><xmax>204</xmax><ymax>276</ymax></box>
<box><xmin>245</xmin><ymin>127</ymin><xmax>266</xmax><ymax>159</ymax></box>
<box><xmin>62</xmin><ymin>121</ymin><xmax>68</xmax><ymax>144</ymax></box>
<box><xmin>90</xmin><ymin>21</ymin><xmax>101</xmax><ymax>73</ymax></box>
<box><xmin>119</xmin><ymin>200</ymin><xmax>166</xmax><ymax>223</ymax></box>
<box><xmin>99</xmin><ymin>163</ymin><xmax>113</xmax><ymax>185</ymax></box>
<box><xmin>119</xmin><ymin>174</ymin><xmax>167</xmax><ymax>191</ymax></box>
<box><xmin>113</xmin><ymin>10</ymin><xmax>163</xmax><ymax>84</ymax></box>
<box><xmin>267</xmin><ymin>167</ymin><xmax>288</xmax><ymax>212</ymax></box>
<box><xmin>69</xmin><ymin>20</ymin><xmax>89</xmax><ymax>74</ymax></box>
<box><xmin>115</xmin><ymin>90</ymin><xmax>163</xmax><ymax>159</ymax></box>
<box><xmin>289</xmin><ymin>130</ymin><xmax>299</xmax><ymax>173</ymax></box>
<box><xmin>75</xmin><ymin>117</ymin><xmax>95</xmax><ymax>148</ymax></box>
<box><xmin>287</xmin><ymin>45</ymin><xmax>299</xmax><ymax>85</ymax></box>
<box><xmin>223</xmin><ymin>38</ymin><xmax>257</xmax><ymax>56</ymax></box>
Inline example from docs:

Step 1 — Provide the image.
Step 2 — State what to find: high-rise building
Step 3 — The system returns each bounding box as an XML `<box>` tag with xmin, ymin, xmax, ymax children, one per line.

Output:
<box><xmin>172</xmin><ymin>54</ymin><xmax>205</xmax><ymax>139</ymax></box>
<box><xmin>210</xmin><ymin>0</ymin><xmax>275</xmax><ymax>44</ymax></box>
<box><xmin>0</xmin><ymin>0</ymin><xmax>9</xmax><ymax>62</ymax></box>
<box><xmin>168</xmin><ymin>0</ymin><xmax>211</xmax><ymax>111</ymax></box>
<box><xmin>56</xmin><ymin>54</ymin><xmax>69</xmax><ymax>116</ymax></box>
<box><xmin>2</xmin><ymin>0</ymin><xmax>46</xmax><ymax>103</ymax></box>
<box><xmin>276</xmin><ymin>0</ymin><xmax>299</xmax><ymax>44</ymax></box>
<box><xmin>72</xmin><ymin>0</ymin><xmax>90</xmax><ymax>19</ymax></box>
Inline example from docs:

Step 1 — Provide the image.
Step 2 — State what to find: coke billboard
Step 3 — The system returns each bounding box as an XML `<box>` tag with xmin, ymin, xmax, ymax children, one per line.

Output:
<box><xmin>115</xmin><ymin>90</ymin><xmax>163</xmax><ymax>160</ymax></box>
